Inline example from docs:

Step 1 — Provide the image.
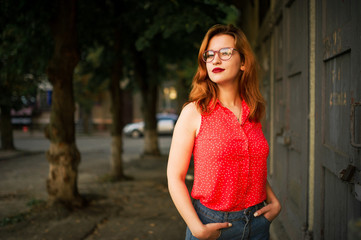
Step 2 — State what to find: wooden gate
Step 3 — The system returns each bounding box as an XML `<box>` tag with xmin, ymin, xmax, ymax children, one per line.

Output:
<box><xmin>314</xmin><ymin>0</ymin><xmax>361</xmax><ymax>239</ymax></box>
<box><xmin>270</xmin><ymin>0</ymin><xmax>309</xmax><ymax>239</ymax></box>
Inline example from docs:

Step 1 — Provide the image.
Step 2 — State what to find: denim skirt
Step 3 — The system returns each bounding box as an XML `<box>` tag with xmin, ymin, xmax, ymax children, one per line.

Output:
<box><xmin>185</xmin><ymin>200</ymin><xmax>270</xmax><ymax>240</ymax></box>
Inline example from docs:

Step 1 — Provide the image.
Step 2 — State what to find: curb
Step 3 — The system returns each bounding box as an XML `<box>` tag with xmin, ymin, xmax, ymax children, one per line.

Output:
<box><xmin>0</xmin><ymin>150</ymin><xmax>44</xmax><ymax>161</ymax></box>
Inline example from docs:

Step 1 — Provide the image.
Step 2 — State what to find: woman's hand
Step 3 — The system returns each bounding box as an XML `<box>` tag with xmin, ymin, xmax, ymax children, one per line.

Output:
<box><xmin>253</xmin><ymin>181</ymin><xmax>282</xmax><ymax>222</ymax></box>
<box><xmin>193</xmin><ymin>222</ymin><xmax>232</xmax><ymax>240</ymax></box>
<box><xmin>253</xmin><ymin>199</ymin><xmax>281</xmax><ymax>222</ymax></box>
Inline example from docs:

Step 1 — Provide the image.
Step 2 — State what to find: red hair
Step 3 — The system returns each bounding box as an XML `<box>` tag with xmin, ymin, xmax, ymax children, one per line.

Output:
<box><xmin>187</xmin><ymin>24</ymin><xmax>265</xmax><ymax>122</ymax></box>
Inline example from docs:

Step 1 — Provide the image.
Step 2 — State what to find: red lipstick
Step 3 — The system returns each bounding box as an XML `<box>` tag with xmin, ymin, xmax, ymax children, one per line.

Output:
<box><xmin>212</xmin><ymin>68</ymin><xmax>225</xmax><ymax>73</ymax></box>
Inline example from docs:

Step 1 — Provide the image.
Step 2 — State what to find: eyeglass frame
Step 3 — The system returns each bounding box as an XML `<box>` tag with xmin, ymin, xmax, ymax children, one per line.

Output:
<box><xmin>202</xmin><ymin>47</ymin><xmax>238</xmax><ymax>63</ymax></box>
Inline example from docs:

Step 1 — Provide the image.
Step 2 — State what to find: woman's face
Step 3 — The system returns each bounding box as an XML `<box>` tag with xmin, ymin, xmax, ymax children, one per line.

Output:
<box><xmin>205</xmin><ymin>34</ymin><xmax>244</xmax><ymax>86</ymax></box>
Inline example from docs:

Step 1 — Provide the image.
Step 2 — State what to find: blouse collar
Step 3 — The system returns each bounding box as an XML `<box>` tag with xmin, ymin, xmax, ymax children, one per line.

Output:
<box><xmin>215</xmin><ymin>98</ymin><xmax>250</xmax><ymax>125</ymax></box>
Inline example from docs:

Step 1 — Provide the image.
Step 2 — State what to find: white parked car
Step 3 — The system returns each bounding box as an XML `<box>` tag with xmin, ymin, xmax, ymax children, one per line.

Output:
<box><xmin>123</xmin><ymin>113</ymin><xmax>178</xmax><ymax>138</ymax></box>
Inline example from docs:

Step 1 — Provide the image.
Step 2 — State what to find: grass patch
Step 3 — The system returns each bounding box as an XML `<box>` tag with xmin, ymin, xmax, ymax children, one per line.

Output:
<box><xmin>26</xmin><ymin>198</ymin><xmax>46</xmax><ymax>208</ymax></box>
<box><xmin>0</xmin><ymin>213</ymin><xmax>26</xmax><ymax>227</ymax></box>
<box><xmin>0</xmin><ymin>199</ymin><xmax>46</xmax><ymax>226</ymax></box>
<box><xmin>98</xmin><ymin>174</ymin><xmax>118</xmax><ymax>183</ymax></box>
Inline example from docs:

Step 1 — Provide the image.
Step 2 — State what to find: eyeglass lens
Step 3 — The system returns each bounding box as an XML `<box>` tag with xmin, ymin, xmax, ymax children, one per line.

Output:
<box><xmin>203</xmin><ymin>48</ymin><xmax>234</xmax><ymax>62</ymax></box>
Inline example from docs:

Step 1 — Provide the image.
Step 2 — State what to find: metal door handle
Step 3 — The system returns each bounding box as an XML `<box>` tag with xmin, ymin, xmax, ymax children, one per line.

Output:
<box><xmin>350</xmin><ymin>102</ymin><xmax>361</xmax><ymax>148</ymax></box>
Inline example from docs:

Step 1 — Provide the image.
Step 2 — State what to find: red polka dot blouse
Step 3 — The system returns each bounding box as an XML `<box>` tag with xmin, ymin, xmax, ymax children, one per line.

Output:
<box><xmin>191</xmin><ymin>99</ymin><xmax>269</xmax><ymax>212</ymax></box>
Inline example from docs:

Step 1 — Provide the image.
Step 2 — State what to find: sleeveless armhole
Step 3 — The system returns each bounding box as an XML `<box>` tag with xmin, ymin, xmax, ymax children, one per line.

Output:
<box><xmin>195</xmin><ymin>101</ymin><xmax>215</xmax><ymax>139</ymax></box>
<box><xmin>195</xmin><ymin>113</ymin><xmax>204</xmax><ymax>138</ymax></box>
<box><xmin>191</xmin><ymin>101</ymin><xmax>203</xmax><ymax>139</ymax></box>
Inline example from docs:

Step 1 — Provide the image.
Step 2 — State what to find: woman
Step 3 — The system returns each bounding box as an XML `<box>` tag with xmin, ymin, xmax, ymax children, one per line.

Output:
<box><xmin>167</xmin><ymin>24</ymin><xmax>281</xmax><ymax>240</ymax></box>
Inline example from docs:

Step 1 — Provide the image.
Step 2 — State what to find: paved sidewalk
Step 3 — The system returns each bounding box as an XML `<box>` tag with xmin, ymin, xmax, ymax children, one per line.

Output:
<box><xmin>0</xmin><ymin>132</ymin><xmax>187</xmax><ymax>240</ymax></box>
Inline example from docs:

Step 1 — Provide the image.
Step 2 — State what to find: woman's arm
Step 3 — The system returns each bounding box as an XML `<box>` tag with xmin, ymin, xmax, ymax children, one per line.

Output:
<box><xmin>167</xmin><ymin>103</ymin><xmax>231</xmax><ymax>240</ymax></box>
<box><xmin>253</xmin><ymin>181</ymin><xmax>282</xmax><ymax>221</ymax></box>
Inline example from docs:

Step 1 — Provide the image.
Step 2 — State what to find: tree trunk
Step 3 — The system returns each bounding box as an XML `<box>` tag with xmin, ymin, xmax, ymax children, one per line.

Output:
<box><xmin>0</xmin><ymin>104</ymin><xmax>15</xmax><ymax>150</ymax></box>
<box><xmin>133</xmin><ymin>50</ymin><xmax>160</xmax><ymax>156</ymax></box>
<box><xmin>109</xmin><ymin>29</ymin><xmax>126</xmax><ymax>180</ymax></box>
<box><xmin>45</xmin><ymin>0</ymin><xmax>83</xmax><ymax>208</ymax></box>
<box><xmin>142</xmin><ymin>84</ymin><xmax>160</xmax><ymax>156</ymax></box>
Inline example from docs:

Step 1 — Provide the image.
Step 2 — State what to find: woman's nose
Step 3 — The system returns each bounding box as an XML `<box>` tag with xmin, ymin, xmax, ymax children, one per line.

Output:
<box><xmin>212</xmin><ymin>53</ymin><xmax>222</xmax><ymax>64</ymax></box>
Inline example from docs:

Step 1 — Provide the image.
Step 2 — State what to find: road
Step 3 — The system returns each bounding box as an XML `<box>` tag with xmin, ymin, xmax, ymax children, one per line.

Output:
<box><xmin>0</xmin><ymin>132</ymin><xmax>188</xmax><ymax>240</ymax></box>
<box><xmin>11</xmin><ymin>131</ymin><xmax>173</xmax><ymax>157</ymax></box>
<box><xmin>0</xmin><ymin>131</ymin><xmax>173</xmax><ymax>220</ymax></box>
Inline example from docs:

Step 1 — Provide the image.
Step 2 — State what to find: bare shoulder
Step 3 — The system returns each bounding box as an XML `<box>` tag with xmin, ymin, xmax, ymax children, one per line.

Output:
<box><xmin>175</xmin><ymin>102</ymin><xmax>201</xmax><ymax>133</ymax></box>
<box><xmin>181</xmin><ymin>102</ymin><xmax>200</xmax><ymax>117</ymax></box>
<box><xmin>179</xmin><ymin>102</ymin><xmax>201</xmax><ymax>122</ymax></box>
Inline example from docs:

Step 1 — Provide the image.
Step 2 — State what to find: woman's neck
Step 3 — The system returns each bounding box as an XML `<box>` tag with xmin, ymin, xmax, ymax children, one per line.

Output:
<box><xmin>217</xmin><ymin>83</ymin><xmax>241</xmax><ymax>107</ymax></box>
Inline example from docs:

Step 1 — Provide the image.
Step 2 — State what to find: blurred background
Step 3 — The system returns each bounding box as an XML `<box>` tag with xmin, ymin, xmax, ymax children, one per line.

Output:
<box><xmin>1</xmin><ymin>0</ymin><xmax>361</xmax><ymax>239</ymax></box>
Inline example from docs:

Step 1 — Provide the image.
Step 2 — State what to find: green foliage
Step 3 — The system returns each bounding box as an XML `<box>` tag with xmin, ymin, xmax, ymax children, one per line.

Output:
<box><xmin>133</xmin><ymin>0</ymin><xmax>233</xmax><ymax>52</ymax></box>
<box><xmin>1</xmin><ymin>0</ymin><xmax>240</xmax><ymax>122</ymax></box>
<box><xmin>0</xmin><ymin>198</ymin><xmax>45</xmax><ymax>226</ymax></box>
<box><xmin>0</xmin><ymin>0</ymin><xmax>53</xmax><ymax>110</ymax></box>
<box><xmin>0</xmin><ymin>75</ymin><xmax>39</xmax><ymax>111</ymax></box>
<box><xmin>0</xmin><ymin>213</ymin><xmax>26</xmax><ymax>227</ymax></box>
<box><xmin>26</xmin><ymin>198</ymin><xmax>46</xmax><ymax>207</ymax></box>
<box><xmin>74</xmin><ymin>47</ymin><xmax>109</xmax><ymax>113</ymax></box>
<box><xmin>76</xmin><ymin>0</ymin><xmax>240</xmax><ymax>98</ymax></box>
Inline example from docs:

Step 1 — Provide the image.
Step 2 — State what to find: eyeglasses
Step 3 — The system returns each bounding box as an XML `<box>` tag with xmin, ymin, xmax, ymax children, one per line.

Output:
<box><xmin>202</xmin><ymin>47</ymin><xmax>238</xmax><ymax>63</ymax></box>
